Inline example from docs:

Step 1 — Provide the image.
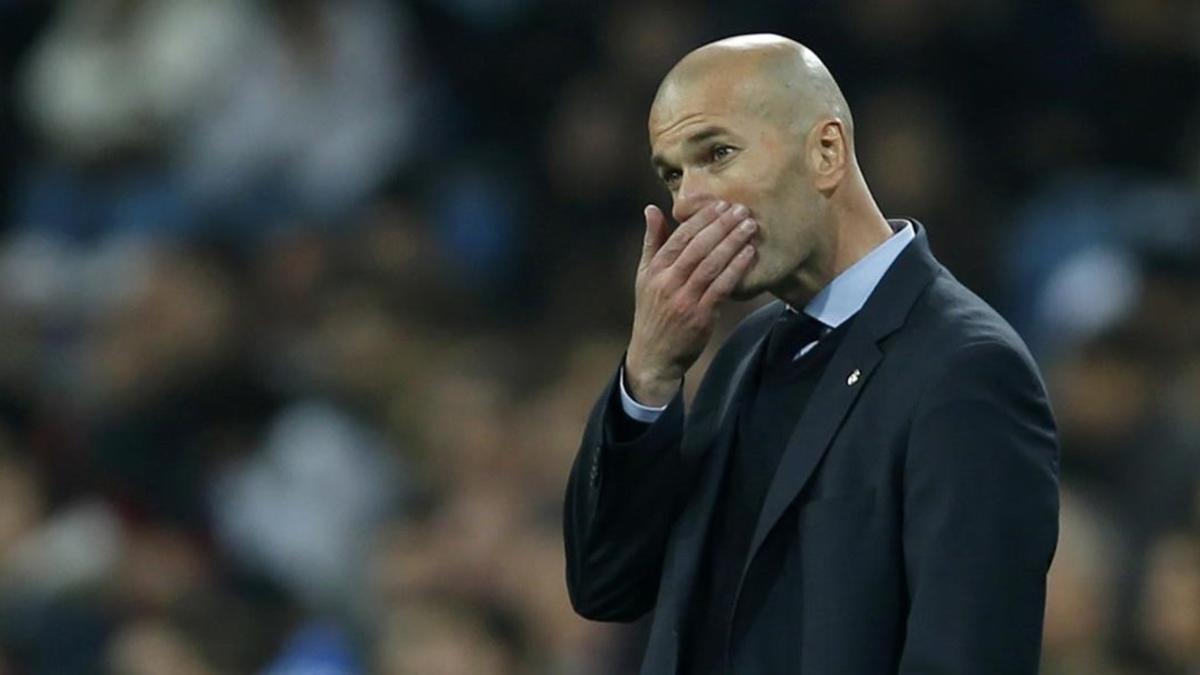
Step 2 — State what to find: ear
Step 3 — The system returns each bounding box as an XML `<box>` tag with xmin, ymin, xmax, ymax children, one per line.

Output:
<box><xmin>807</xmin><ymin>118</ymin><xmax>848</xmax><ymax>192</ymax></box>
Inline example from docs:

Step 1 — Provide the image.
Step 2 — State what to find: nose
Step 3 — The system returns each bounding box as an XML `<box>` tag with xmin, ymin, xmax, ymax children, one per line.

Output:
<box><xmin>671</xmin><ymin>170</ymin><xmax>717</xmax><ymax>224</ymax></box>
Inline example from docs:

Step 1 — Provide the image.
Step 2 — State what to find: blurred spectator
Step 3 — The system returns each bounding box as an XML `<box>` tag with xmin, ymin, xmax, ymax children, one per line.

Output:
<box><xmin>16</xmin><ymin>0</ymin><xmax>250</xmax><ymax>240</ymax></box>
<box><xmin>107</xmin><ymin>618</ymin><xmax>216</xmax><ymax>675</ymax></box>
<box><xmin>372</xmin><ymin>596</ymin><xmax>526</xmax><ymax>675</ymax></box>
<box><xmin>1042</xmin><ymin>488</ymin><xmax>1126</xmax><ymax>675</ymax></box>
<box><xmin>176</xmin><ymin>0</ymin><xmax>424</xmax><ymax>230</ymax></box>
<box><xmin>210</xmin><ymin>400</ymin><xmax>408</xmax><ymax>612</ymax></box>
<box><xmin>1135</xmin><ymin>532</ymin><xmax>1200</xmax><ymax>674</ymax></box>
<box><xmin>260</xmin><ymin>621</ymin><xmax>363</xmax><ymax>675</ymax></box>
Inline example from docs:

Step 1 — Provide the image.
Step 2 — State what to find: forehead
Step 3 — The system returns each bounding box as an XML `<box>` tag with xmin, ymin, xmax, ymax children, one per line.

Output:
<box><xmin>648</xmin><ymin>68</ymin><xmax>770</xmax><ymax>150</ymax></box>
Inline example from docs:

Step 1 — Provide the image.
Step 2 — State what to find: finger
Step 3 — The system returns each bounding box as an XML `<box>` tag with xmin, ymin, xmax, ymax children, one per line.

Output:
<box><xmin>700</xmin><ymin>244</ymin><xmax>756</xmax><ymax>308</ymax></box>
<box><xmin>685</xmin><ymin>217</ymin><xmax>757</xmax><ymax>293</ymax></box>
<box><xmin>639</xmin><ymin>205</ymin><xmax>668</xmax><ymax>271</ymax></box>
<box><xmin>671</xmin><ymin>204</ymin><xmax>751</xmax><ymax>279</ymax></box>
<box><xmin>651</xmin><ymin>200</ymin><xmax>728</xmax><ymax>270</ymax></box>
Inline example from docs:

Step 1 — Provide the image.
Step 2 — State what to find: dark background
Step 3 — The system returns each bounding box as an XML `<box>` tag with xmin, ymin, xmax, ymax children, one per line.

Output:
<box><xmin>0</xmin><ymin>0</ymin><xmax>1197</xmax><ymax>673</ymax></box>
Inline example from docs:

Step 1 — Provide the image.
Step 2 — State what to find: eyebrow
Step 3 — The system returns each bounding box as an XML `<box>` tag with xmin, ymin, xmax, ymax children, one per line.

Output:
<box><xmin>650</xmin><ymin>126</ymin><xmax>730</xmax><ymax>171</ymax></box>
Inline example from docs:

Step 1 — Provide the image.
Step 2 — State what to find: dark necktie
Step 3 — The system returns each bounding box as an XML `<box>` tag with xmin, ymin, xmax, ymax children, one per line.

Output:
<box><xmin>764</xmin><ymin>310</ymin><xmax>828</xmax><ymax>370</ymax></box>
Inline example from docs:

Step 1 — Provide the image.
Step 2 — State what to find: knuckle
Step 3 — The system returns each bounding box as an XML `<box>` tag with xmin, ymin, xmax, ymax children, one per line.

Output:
<box><xmin>650</xmin><ymin>283</ymin><xmax>672</xmax><ymax>307</ymax></box>
<box><xmin>691</xmin><ymin>233</ymin><xmax>717</xmax><ymax>255</ymax></box>
<box><xmin>670</xmin><ymin>247</ymin><xmax>693</xmax><ymax>268</ymax></box>
<box><xmin>697</xmin><ymin>259</ymin><xmax>722</xmax><ymax>279</ymax></box>
<box><xmin>668</xmin><ymin>296</ymin><xmax>693</xmax><ymax>320</ymax></box>
<box><xmin>660</xmin><ymin>266</ymin><xmax>685</xmax><ymax>289</ymax></box>
<box><xmin>642</xmin><ymin>276</ymin><xmax>666</xmax><ymax>301</ymax></box>
<box><xmin>676</xmin><ymin>244</ymin><xmax>704</xmax><ymax>268</ymax></box>
<box><xmin>638</xmin><ymin>271</ymin><xmax>656</xmax><ymax>291</ymax></box>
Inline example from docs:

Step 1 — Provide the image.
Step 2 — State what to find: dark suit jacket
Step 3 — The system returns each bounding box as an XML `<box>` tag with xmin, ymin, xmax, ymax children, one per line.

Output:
<box><xmin>563</xmin><ymin>223</ymin><xmax>1060</xmax><ymax>674</ymax></box>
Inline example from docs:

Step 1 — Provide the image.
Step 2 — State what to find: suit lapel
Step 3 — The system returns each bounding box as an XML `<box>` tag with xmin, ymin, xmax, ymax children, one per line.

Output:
<box><xmin>736</xmin><ymin>221</ymin><xmax>943</xmax><ymax>592</ymax></box>
<box><xmin>656</xmin><ymin>306</ymin><xmax>783</xmax><ymax>627</ymax></box>
<box><xmin>743</xmin><ymin>332</ymin><xmax>881</xmax><ymax>567</ymax></box>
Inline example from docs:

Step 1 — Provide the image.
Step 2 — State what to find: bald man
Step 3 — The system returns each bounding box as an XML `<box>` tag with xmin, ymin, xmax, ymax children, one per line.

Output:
<box><xmin>564</xmin><ymin>35</ymin><xmax>1059</xmax><ymax>675</ymax></box>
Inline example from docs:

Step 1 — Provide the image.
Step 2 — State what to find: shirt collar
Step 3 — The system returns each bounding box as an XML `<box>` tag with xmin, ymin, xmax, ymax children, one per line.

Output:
<box><xmin>790</xmin><ymin>220</ymin><xmax>915</xmax><ymax>328</ymax></box>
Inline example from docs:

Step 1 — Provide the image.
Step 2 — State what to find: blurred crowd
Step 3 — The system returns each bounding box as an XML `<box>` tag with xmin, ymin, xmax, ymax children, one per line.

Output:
<box><xmin>0</xmin><ymin>0</ymin><xmax>1197</xmax><ymax>673</ymax></box>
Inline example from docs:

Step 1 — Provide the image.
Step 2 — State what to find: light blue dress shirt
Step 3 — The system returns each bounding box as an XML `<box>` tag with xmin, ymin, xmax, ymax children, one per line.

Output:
<box><xmin>620</xmin><ymin>220</ymin><xmax>916</xmax><ymax>422</ymax></box>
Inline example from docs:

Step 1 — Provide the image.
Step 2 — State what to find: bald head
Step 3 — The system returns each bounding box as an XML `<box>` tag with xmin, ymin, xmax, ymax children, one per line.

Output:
<box><xmin>643</xmin><ymin>35</ymin><xmax>889</xmax><ymax>307</ymax></box>
<box><xmin>651</xmin><ymin>34</ymin><xmax>853</xmax><ymax>143</ymax></box>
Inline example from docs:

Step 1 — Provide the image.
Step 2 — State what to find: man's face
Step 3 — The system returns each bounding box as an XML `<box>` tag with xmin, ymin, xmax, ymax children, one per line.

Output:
<box><xmin>648</xmin><ymin>72</ymin><xmax>826</xmax><ymax>301</ymax></box>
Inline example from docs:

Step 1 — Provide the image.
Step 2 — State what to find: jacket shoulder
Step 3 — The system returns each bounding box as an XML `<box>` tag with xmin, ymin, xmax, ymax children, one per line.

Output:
<box><xmin>901</xmin><ymin>270</ymin><xmax>1041</xmax><ymax>376</ymax></box>
<box><xmin>883</xmin><ymin>270</ymin><xmax>1058</xmax><ymax>472</ymax></box>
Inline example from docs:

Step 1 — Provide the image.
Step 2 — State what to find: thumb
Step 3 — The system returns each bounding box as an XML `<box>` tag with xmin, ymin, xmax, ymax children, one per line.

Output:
<box><xmin>640</xmin><ymin>205</ymin><xmax>667</xmax><ymax>269</ymax></box>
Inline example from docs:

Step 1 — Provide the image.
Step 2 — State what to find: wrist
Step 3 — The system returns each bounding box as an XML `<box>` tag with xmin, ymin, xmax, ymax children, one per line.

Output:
<box><xmin>624</xmin><ymin>356</ymin><xmax>681</xmax><ymax>407</ymax></box>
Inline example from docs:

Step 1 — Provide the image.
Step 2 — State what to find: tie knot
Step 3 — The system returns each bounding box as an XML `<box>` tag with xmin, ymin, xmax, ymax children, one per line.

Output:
<box><xmin>764</xmin><ymin>310</ymin><xmax>827</xmax><ymax>368</ymax></box>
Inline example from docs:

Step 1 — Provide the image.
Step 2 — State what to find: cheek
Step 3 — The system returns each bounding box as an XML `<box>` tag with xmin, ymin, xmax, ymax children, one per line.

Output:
<box><xmin>747</xmin><ymin>161</ymin><xmax>805</xmax><ymax>225</ymax></box>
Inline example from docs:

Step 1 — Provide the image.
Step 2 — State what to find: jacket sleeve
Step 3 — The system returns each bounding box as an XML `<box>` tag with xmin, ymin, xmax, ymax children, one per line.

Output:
<box><xmin>898</xmin><ymin>340</ymin><xmax>1061</xmax><ymax>674</ymax></box>
<box><xmin>563</xmin><ymin>364</ymin><xmax>690</xmax><ymax>622</ymax></box>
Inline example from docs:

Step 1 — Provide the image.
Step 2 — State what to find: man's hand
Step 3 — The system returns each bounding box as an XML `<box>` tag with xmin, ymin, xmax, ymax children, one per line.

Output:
<box><xmin>625</xmin><ymin>201</ymin><xmax>758</xmax><ymax>406</ymax></box>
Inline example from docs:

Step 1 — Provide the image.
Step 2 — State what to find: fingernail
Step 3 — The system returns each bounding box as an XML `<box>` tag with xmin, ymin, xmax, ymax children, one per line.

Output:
<box><xmin>739</xmin><ymin>219</ymin><xmax>756</xmax><ymax>233</ymax></box>
<box><xmin>715</xmin><ymin>201</ymin><xmax>729</xmax><ymax>212</ymax></box>
<box><xmin>732</xmin><ymin>204</ymin><xmax>749</xmax><ymax>218</ymax></box>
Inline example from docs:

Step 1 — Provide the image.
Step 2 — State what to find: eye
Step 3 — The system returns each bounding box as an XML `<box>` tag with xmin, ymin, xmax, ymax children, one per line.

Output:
<box><xmin>661</xmin><ymin>169</ymin><xmax>682</xmax><ymax>188</ymax></box>
<box><xmin>710</xmin><ymin>145</ymin><xmax>736</xmax><ymax>162</ymax></box>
